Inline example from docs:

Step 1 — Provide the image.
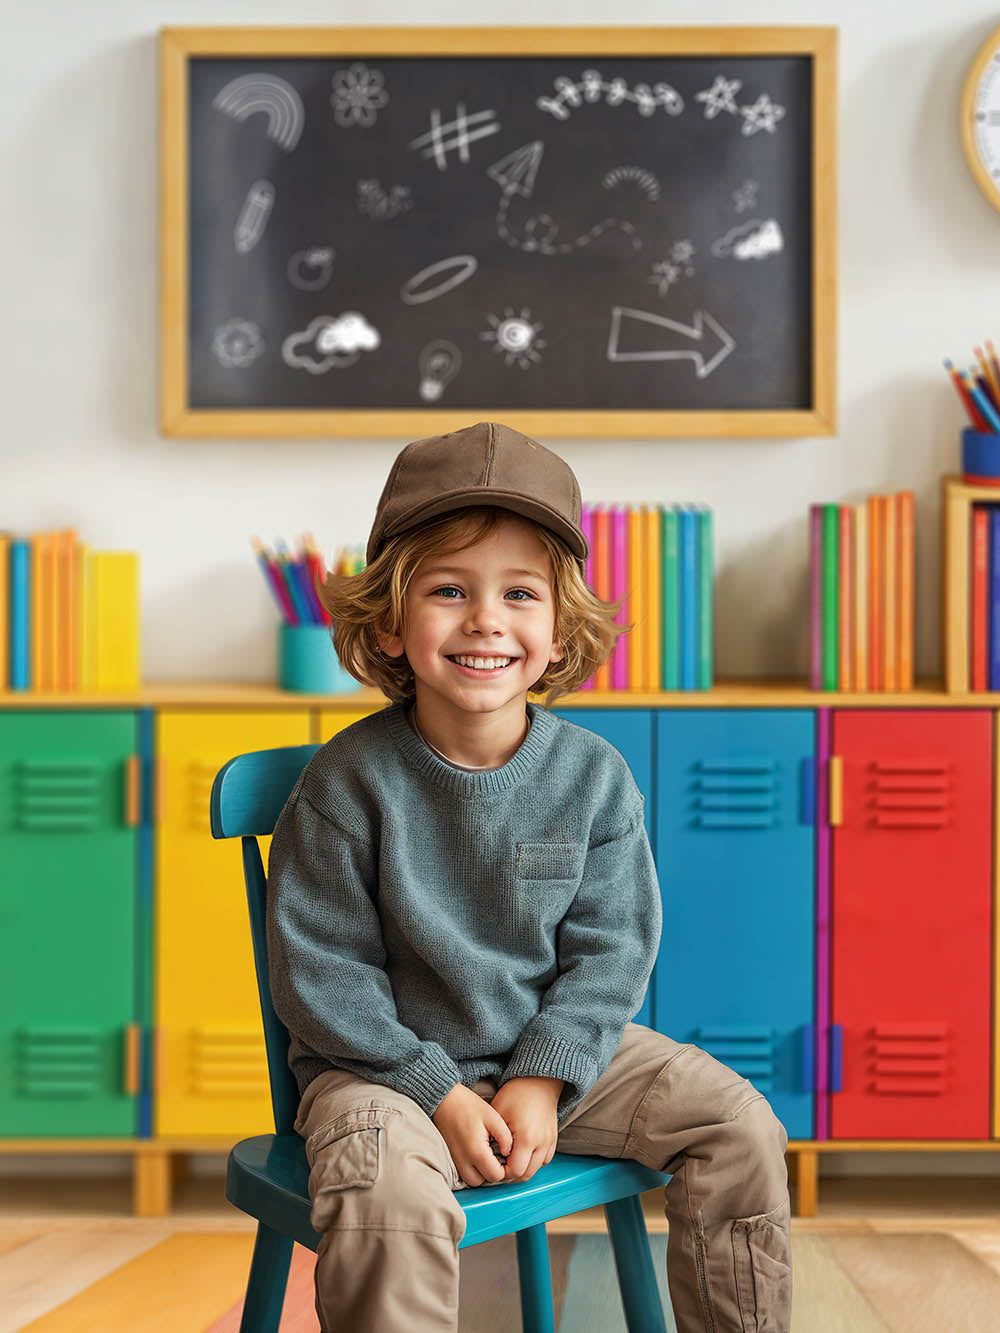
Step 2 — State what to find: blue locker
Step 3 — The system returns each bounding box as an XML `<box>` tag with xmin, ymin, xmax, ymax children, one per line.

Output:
<box><xmin>653</xmin><ymin>710</ymin><xmax>815</xmax><ymax>1139</ymax></box>
<box><xmin>552</xmin><ymin>707</ymin><xmax>655</xmax><ymax>1028</ymax></box>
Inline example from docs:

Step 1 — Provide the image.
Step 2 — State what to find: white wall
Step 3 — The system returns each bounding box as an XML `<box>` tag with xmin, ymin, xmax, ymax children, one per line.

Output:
<box><xmin>6</xmin><ymin>1</ymin><xmax>1000</xmax><ymax>683</ymax></box>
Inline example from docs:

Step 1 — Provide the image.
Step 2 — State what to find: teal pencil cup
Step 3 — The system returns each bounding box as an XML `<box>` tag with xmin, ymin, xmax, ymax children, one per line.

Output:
<box><xmin>278</xmin><ymin>624</ymin><xmax>360</xmax><ymax>693</ymax></box>
<box><xmin>962</xmin><ymin>427</ymin><xmax>1000</xmax><ymax>485</ymax></box>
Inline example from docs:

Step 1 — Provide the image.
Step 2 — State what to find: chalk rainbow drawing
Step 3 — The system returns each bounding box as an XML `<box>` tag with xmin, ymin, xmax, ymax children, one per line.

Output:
<box><xmin>212</xmin><ymin>74</ymin><xmax>305</xmax><ymax>152</ymax></box>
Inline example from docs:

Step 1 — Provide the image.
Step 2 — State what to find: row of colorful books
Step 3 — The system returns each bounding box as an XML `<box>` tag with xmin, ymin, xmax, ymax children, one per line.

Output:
<box><xmin>0</xmin><ymin>531</ymin><xmax>140</xmax><ymax>691</ymax></box>
<box><xmin>808</xmin><ymin>493</ymin><xmax>915</xmax><ymax>692</ymax></box>
<box><xmin>968</xmin><ymin>504</ymin><xmax>1000</xmax><ymax>690</ymax></box>
<box><xmin>580</xmin><ymin>503</ymin><xmax>713</xmax><ymax>691</ymax></box>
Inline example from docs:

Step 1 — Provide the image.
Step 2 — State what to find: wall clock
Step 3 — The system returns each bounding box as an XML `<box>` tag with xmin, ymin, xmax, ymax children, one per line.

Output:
<box><xmin>962</xmin><ymin>24</ymin><xmax>1000</xmax><ymax>213</ymax></box>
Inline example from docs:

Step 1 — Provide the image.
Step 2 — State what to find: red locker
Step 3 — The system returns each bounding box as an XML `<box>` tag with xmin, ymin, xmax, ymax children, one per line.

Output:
<box><xmin>830</xmin><ymin>710</ymin><xmax>992</xmax><ymax>1139</ymax></box>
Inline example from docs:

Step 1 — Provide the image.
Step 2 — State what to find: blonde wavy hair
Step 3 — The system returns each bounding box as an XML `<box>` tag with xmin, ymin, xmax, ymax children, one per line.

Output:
<box><xmin>317</xmin><ymin>505</ymin><xmax>630</xmax><ymax>708</ymax></box>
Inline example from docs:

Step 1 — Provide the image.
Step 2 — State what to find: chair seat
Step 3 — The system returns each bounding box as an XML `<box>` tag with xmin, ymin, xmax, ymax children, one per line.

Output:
<box><xmin>227</xmin><ymin>1134</ymin><xmax>671</xmax><ymax>1251</ymax></box>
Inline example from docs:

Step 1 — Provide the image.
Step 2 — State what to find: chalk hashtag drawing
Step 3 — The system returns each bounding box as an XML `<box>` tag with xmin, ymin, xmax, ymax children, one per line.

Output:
<box><xmin>480</xmin><ymin>308</ymin><xmax>546</xmax><ymax>370</ymax></box>
<box><xmin>330</xmin><ymin>63</ymin><xmax>389</xmax><ymax>128</ymax></box>
<box><xmin>282</xmin><ymin>313</ymin><xmax>380</xmax><ymax>374</ymax></box>
<box><xmin>537</xmin><ymin>69</ymin><xmax>684</xmax><ymax>120</ymax></box>
<box><xmin>711</xmin><ymin>218</ymin><xmax>784</xmax><ymax>260</ymax></box>
<box><xmin>695</xmin><ymin>75</ymin><xmax>743</xmax><ymax>119</ymax></box>
<box><xmin>602</xmin><ymin>165</ymin><xmax>661</xmax><ymax>201</ymax></box>
<box><xmin>234</xmin><ymin>181</ymin><xmax>275</xmax><ymax>254</ymax></box>
<box><xmin>212</xmin><ymin>319</ymin><xmax>264</xmax><ymax>369</ymax></box>
<box><xmin>408</xmin><ymin>105</ymin><xmax>500</xmax><ymax>171</ymax></box>
<box><xmin>287</xmin><ymin>247</ymin><xmax>335</xmax><ymax>291</ymax></box>
<box><xmin>400</xmin><ymin>255</ymin><xmax>479</xmax><ymax>306</ymax></box>
<box><xmin>606</xmin><ymin>307</ymin><xmax>734</xmax><ymax>379</ymax></box>
<box><xmin>212</xmin><ymin>74</ymin><xmax>304</xmax><ymax>151</ymax></box>
<box><xmin>488</xmin><ymin>143</ymin><xmax>641</xmax><ymax>256</ymax></box>
<box><xmin>739</xmin><ymin>93</ymin><xmax>786</xmax><ymax>136</ymax></box>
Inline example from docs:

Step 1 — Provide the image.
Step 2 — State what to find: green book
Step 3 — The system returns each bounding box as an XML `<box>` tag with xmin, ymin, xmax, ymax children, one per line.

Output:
<box><xmin>822</xmin><ymin>503</ymin><xmax>839</xmax><ymax>691</ymax></box>
<box><xmin>660</xmin><ymin>506</ymin><xmax>680</xmax><ymax>689</ymax></box>
<box><xmin>697</xmin><ymin>506</ymin><xmax>714</xmax><ymax>689</ymax></box>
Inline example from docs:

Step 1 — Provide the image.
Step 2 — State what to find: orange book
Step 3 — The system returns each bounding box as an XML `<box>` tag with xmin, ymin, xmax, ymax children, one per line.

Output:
<box><xmin>627</xmin><ymin>506</ymin><xmax>646</xmax><ymax>691</ymax></box>
<box><xmin>867</xmin><ymin>496</ymin><xmax>882</xmax><ymax>690</ymax></box>
<box><xmin>853</xmin><ymin>502</ymin><xmax>868</xmax><ymax>692</ymax></box>
<box><xmin>838</xmin><ymin>505</ymin><xmax>853</xmax><ymax>691</ymax></box>
<box><xmin>882</xmin><ymin>495</ymin><xmax>897</xmax><ymax>692</ymax></box>
<box><xmin>593</xmin><ymin>506</ymin><xmax>612</xmax><ymax>690</ymax></box>
<box><xmin>972</xmin><ymin>506</ymin><xmax>989</xmax><ymax>692</ymax></box>
<box><xmin>644</xmin><ymin>506</ymin><xmax>661</xmax><ymax>691</ymax></box>
<box><xmin>896</xmin><ymin>492</ymin><xmax>914</xmax><ymax>691</ymax></box>
<box><xmin>56</xmin><ymin>528</ymin><xmax>77</xmax><ymax>691</ymax></box>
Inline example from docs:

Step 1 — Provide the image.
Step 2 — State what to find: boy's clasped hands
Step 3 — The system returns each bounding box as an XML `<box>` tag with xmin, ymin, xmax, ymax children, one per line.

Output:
<box><xmin>432</xmin><ymin>1075</ymin><xmax>564</xmax><ymax>1188</ymax></box>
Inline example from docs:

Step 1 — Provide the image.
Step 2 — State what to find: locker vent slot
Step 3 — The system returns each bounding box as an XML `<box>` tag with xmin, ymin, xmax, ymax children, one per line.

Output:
<box><xmin>14</xmin><ymin>761</ymin><xmax>101</xmax><ymax>833</ymax></box>
<box><xmin>17</xmin><ymin>1028</ymin><xmax>102</xmax><ymax>1097</ymax></box>
<box><xmin>694</xmin><ymin>1026</ymin><xmax>775</xmax><ymax>1091</ymax></box>
<box><xmin>694</xmin><ymin>758</ymin><xmax>777</xmax><ymax>829</ymax></box>
<box><xmin>867</xmin><ymin>1024</ymin><xmax>947</xmax><ymax>1096</ymax></box>
<box><xmin>191</xmin><ymin>1027</ymin><xmax>268</xmax><ymax>1097</ymax></box>
<box><xmin>870</xmin><ymin>760</ymin><xmax>952</xmax><ymax>829</ymax></box>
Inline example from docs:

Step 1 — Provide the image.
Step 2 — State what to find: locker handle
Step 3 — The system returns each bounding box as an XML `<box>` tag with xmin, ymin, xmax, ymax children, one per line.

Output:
<box><xmin>153</xmin><ymin>1027</ymin><xmax>164</xmax><ymax>1095</ymax></box>
<box><xmin>124</xmin><ymin>756</ymin><xmax>140</xmax><ymax>827</ymax></box>
<box><xmin>123</xmin><ymin>1023</ymin><xmax>140</xmax><ymax>1095</ymax></box>
<box><xmin>828</xmin><ymin>756</ymin><xmax>843</xmax><ymax>826</ymax></box>
<box><xmin>800</xmin><ymin>1024</ymin><xmax>814</xmax><ymax>1093</ymax></box>
<box><xmin>154</xmin><ymin>758</ymin><xmax>165</xmax><ymax>823</ymax></box>
<box><xmin>830</xmin><ymin>1024</ymin><xmax>843</xmax><ymax>1092</ymax></box>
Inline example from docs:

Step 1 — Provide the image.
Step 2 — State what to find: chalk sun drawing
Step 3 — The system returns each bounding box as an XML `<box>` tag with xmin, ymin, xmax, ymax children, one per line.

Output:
<box><xmin>213</xmin><ymin>74</ymin><xmax>305</xmax><ymax>151</ymax></box>
<box><xmin>234</xmin><ymin>181</ymin><xmax>274</xmax><ymax>253</ymax></box>
<box><xmin>212</xmin><ymin>319</ymin><xmax>264</xmax><ymax>369</ymax></box>
<box><xmin>287</xmin><ymin>247</ymin><xmax>335</xmax><ymax>291</ymax></box>
<box><xmin>480</xmin><ymin>308</ymin><xmax>545</xmax><ymax>369</ymax></box>
<box><xmin>330</xmin><ymin>63</ymin><xmax>389</xmax><ymax>128</ymax></box>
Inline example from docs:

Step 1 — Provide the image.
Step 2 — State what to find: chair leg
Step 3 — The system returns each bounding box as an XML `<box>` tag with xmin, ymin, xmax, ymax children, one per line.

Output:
<box><xmin>605</xmin><ymin>1195</ymin><xmax>668</xmax><ymax>1333</ymax></box>
<box><xmin>515</xmin><ymin>1223</ymin><xmax>556</xmax><ymax>1333</ymax></box>
<box><xmin>239</xmin><ymin>1221</ymin><xmax>294</xmax><ymax>1333</ymax></box>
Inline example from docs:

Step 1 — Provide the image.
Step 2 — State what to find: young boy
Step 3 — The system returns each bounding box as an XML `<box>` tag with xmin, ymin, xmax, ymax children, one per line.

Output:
<box><xmin>266</xmin><ymin>421</ymin><xmax>791</xmax><ymax>1332</ymax></box>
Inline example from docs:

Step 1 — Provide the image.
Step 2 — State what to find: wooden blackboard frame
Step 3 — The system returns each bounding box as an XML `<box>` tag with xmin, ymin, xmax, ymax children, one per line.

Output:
<box><xmin>160</xmin><ymin>25</ymin><xmax>837</xmax><ymax>438</ymax></box>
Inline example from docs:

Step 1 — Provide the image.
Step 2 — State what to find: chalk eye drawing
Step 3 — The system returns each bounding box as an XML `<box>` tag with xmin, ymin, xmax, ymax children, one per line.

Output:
<box><xmin>602</xmin><ymin>165</ymin><xmax>661</xmax><ymax>202</ymax></box>
<box><xmin>357</xmin><ymin>179</ymin><xmax>413</xmax><ymax>220</ymax></box>
<box><xmin>282</xmin><ymin>313</ymin><xmax>380</xmax><ymax>374</ymax></box>
<box><xmin>400</xmin><ymin>255</ymin><xmax>479</xmax><ymax>305</ymax></box>
<box><xmin>212</xmin><ymin>74</ymin><xmax>305</xmax><ymax>152</ymax></box>
<box><xmin>711</xmin><ymin>218</ymin><xmax>784</xmax><ymax>260</ymax></box>
<box><xmin>212</xmin><ymin>319</ymin><xmax>264</xmax><ymax>369</ymax></box>
<box><xmin>330</xmin><ymin>63</ymin><xmax>389</xmax><ymax>128</ymax></box>
<box><xmin>695</xmin><ymin>76</ymin><xmax>743</xmax><ymax>119</ymax></box>
<box><xmin>649</xmin><ymin>240</ymin><xmax>696</xmax><ymax>297</ymax></box>
<box><xmin>418</xmin><ymin>341</ymin><xmax>462</xmax><ymax>401</ymax></box>
<box><xmin>489</xmin><ymin>142</ymin><xmax>640</xmax><ymax>256</ymax></box>
<box><xmin>607</xmin><ymin>307</ymin><xmax>734</xmax><ymax>379</ymax></box>
<box><xmin>408</xmin><ymin>105</ymin><xmax>500</xmax><ymax>171</ymax></box>
<box><xmin>480</xmin><ymin>308</ymin><xmax>546</xmax><ymax>369</ymax></box>
<box><xmin>739</xmin><ymin>94</ymin><xmax>786</xmax><ymax>136</ymax></box>
<box><xmin>537</xmin><ymin>70</ymin><xmax>683</xmax><ymax>121</ymax></box>
<box><xmin>287</xmin><ymin>247</ymin><xmax>335</xmax><ymax>291</ymax></box>
<box><xmin>234</xmin><ymin>180</ymin><xmax>275</xmax><ymax>254</ymax></box>
<box><xmin>733</xmin><ymin>179</ymin><xmax>759</xmax><ymax>213</ymax></box>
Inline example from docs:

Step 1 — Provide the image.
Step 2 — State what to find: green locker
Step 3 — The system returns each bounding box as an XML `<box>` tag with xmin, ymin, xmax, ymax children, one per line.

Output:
<box><xmin>0</xmin><ymin>711</ymin><xmax>140</xmax><ymax>1135</ymax></box>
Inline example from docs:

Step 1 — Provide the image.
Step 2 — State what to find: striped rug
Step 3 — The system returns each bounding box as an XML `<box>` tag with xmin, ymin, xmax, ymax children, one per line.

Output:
<box><xmin>7</xmin><ymin>1228</ymin><xmax>1000</xmax><ymax>1331</ymax></box>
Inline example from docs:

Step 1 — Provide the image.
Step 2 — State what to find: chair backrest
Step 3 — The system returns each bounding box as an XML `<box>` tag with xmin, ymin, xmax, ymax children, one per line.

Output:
<box><xmin>210</xmin><ymin>744</ymin><xmax>320</xmax><ymax>1136</ymax></box>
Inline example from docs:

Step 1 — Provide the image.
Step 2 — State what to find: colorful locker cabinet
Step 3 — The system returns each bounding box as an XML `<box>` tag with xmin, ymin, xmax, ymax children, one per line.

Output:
<box><xmin>0</xmin><ymin>711</ymin><xmax>142</xmax><ymax>1135</ymax></box>
<box><xmin>828</xmin><ymin>710</ymin><xmax>993</xmax><ymax>1139</ymax></box>
<box><xmin>651</xmin><ymin>710</ymin><xmax>816</xmax><ymax>1140</ymax></box>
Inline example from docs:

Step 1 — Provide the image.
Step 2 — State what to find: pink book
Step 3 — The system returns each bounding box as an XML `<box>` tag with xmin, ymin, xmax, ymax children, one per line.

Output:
<box><xmin>809</xmin><ymin>504</ymin><xmax>823</xmax><ymax>688</ymax></box>
<box><xmin>610</xmin><ymin>505</ymin><xmax>628</xmax><ymax>689</ymax></box>
<box><xmin>579</xmin><ymin>505</ymin><xmax>595</xmax><ymax>689</ymax></box>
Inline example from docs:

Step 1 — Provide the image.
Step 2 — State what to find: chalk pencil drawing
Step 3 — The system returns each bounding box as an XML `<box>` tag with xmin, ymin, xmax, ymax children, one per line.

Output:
<box><xmin>537</xmin><ymin>70</ymin><xmax>683</xmax><ymax>121</ymax></box>
<box><xmin>287</xmin><ymin>247</ymin><xmax>335</xmax><ymax>291</ymax></box>
<box><xmin>480</xmin><ymin>308</ymin><xmax>546</xmax><ymax>369</ymax></box>
<box><xmin>213</xmin><ymin>74</ymin><xmax>305</xmax><ymax>151</ymax></box>
<box><xmin>400</xmin><ymin>255</ymin><xmax>478</xmax><ymax>305</ymax></box>
<box><xmin>282</xmin><ymin>313</ymin><xmax>380</xmax><ymax>374</ymax></box>
<box><xmin>739</xmin><ymin>93</ymin><xmax>786</xmax><ymax>136</ymax></box>
<box><xmin>602</xmin><ymin>165</ymin><xmax>661</xmax><ymax>201</ymax></box>
<box><xmin>357</xmin><ymin>179</ymin><xmax>413</xmax><ymax>220</ymax></box>
<box><xmin>711</xmin><ymin>218</ymin><xmax>784</xmax><ymax>260</ymax></box>
<box><xmin>212</xmin><ymin>319</ymin><xmax>264</xmax><ymax>369</ymax></box>
<box><xmin>418</xmin><ymin>341</ymin><xmax>462</xmax><ymax>401</ymax></box>
<box><xmin>330</xmin><ymin>62</ymin><xmax>389</xmax><ymax>128</ymax></box>
<box><xmin>234</xmin><ymin>181</ymin><xmax>275</xmax><ymax>254</ymax></box>
<box><xmin>607</xmin><ymin>307</ymin><xmax>734</xmax><ymax>378</ymax></box>
<box><xmin>695</xmin><ymin>75</ymin><xmax>743</xmax><ymax>119</ymax></box>
<box><xmin>408</xmin><ymin>105</ymin><xmax>500</xmax><ymax>170</ymax></box>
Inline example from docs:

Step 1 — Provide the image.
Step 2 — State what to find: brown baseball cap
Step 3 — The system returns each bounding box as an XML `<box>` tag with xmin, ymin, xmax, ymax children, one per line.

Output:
<box><xmin>366</xmin><ymin>422</ymin><xmax>589</xmax><ymax>571</ymax></box>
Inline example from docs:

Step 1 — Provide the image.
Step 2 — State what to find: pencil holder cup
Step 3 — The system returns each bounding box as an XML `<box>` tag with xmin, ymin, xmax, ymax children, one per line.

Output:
<box><xmin>962</xmin><ymin>427</ymin><xmax>1000</xmax><ymax>486</ymax></box>
<box><xmin>278</xmin><ymin>624</ymin><xmax>360</xmax><ymax>693</ymax></box>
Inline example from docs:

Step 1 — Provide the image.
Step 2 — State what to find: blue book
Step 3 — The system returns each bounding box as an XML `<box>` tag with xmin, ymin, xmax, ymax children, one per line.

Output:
<box><xmin>9</xmin><ymin>538</ymin><xmax>30</xmax><ymax>690</ymax></box>
<box><xmin>990</xmin><ymin>510</ymin><xmax>1000</xmax><ymax>691</ymax></box>
<box><xmin>679</xmin><ymin>505</ymin><xmax>698</xmax><ymax>689</ymax></box>
<box><xmin>697</xmin><ymin>506</ymin><xmax>714</xmax><ymax>690</ymax></box>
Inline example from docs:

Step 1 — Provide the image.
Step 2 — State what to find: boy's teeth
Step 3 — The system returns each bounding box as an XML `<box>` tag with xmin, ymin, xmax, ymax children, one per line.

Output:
<box><xmin>453</xmin><ymin>655</ymin><xmax>512</xmax><ymax>669</ymax></box>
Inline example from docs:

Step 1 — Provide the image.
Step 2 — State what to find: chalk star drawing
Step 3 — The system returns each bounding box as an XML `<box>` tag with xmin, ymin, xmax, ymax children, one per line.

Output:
<box><xmin>287</xmin><ymin>247</ymin><xmax>334</xmax><ymax>291</ymax></box>
<box><xmin>733</xmin><ymin>179</ymin><xmax>759</xmax><ymax>213</ymax></box>
<box><xmin>234</xmin><ymin>180</ymin><xmax>274</xmax><ymax>253</ymax></box>
<box><xmin>330</xmin><ymin>63</ymin><xmax>389</xmax><ymax>128</ymax></box>
<box><xmin>739</xmin><ymin>94</ymin><xmax>786</xmax><ymax>136</ymax></box>
<box><xmin>695</xmin><ymin>75</ymin><xmax>742</xmax><ymax>119</ymax></box>
<box><xmin>357</xmin><ymin>179</ymin><xmax>412</xmax><ymax>220</ymax></box>
<box><xmin>408</xmin><ymin>105</ymin><xmax>500</xmax><ymax>171</ymax></box>
<box><xmin>602</xmin><ymin>165</ymin><xmax>661</xmax><ymax>201</ymax></box>
<box><xmin>480</xmin><ymin>308</ymin><xmax>546</xmax><ymax>369</ymax></box>
<box><xmin>607</xmin><ymin>307</ymin><xmax>734</xmax><ymax>379</ymax></box>
<box><xmin>537</xmin><ymin>70</ymin><xmax>683</xmax><ymax>120</ymax></box>
<box><xmin>711</xmin><ymin>218</ymin><xmax>784</xmax><ymax>260</ymax></box>
<box><xmin>212</xmin><ymin>319</ymin><xmax>264</xmax><ymax>369</ymax></box>
<box><xmin>488</xmin><ymin>142</ymin><xmax>640</xmax><ymax>256</ymax></box>
<box><xmin>418</xmin><ymin>341</ymin><xmax>462</xmax><ymax>401</ymax></box>
<box><xmin>213</xmin><ymin>74</ymin><xmax>304</xmax><ymax>151</ymax></box>
<box><xmin>282</xmin><ymin>313</ymin><xmax>380</xmax><ymax>374</ymax></box>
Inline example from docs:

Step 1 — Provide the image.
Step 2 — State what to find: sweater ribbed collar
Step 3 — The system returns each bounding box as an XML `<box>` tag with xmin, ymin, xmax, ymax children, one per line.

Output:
<box><xmin>385</xmin><ymin>700</ymin><xmax>555</xmax><ymax>794</ymax></box>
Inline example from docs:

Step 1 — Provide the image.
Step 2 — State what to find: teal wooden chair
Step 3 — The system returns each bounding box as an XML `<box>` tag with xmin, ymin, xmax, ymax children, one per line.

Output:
<box><xmin>210</xmin><ymin>743</ymin><xmax>671</xmax><ymax>1333</ymax></box>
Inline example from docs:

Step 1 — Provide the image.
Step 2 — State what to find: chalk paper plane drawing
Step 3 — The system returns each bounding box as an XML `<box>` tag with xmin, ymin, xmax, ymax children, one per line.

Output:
<box><xmin>234</xmin><ymin>180</ymin><xmax>275</xmax><ymax>254</ymax></box>
<box><xmin>711</xmin><ymin>218</ymin><xmax>784</xmax><ymax>260</ymax></box>
<box><xmin>212</xmin><ymin>319</ymin><xmax>264</xmax><ymax>369</ymax></box>
<box><xmin>330</xmin><ymin>62</ymin><xmax>389</xmax><ymax>128</ymax></box>
<box><xmin>282</xmin><ymin>313</ymin><xmax>380</xmax><ymax>374</ymax></box>
<box><xmin>480</xmin><ymin>308</ymin><xmax>546</xmax><ymax>369</ymax></box>
<box><xmin>418</xmin><ymin>341</ymin><xmax>462</xmax><ymax>401</ymax></box>
<box><xmin>400</xmin><ymin>255</ymin><xmax>478</xmax><ymax>305</ymax></box>
<box><xmin>213</xmin><ymin>74</ymin><xmax>305</xmax><ymax>151</ymax></box>
<box><xmin>408</xmin><ymin>104</ymin><xmax>500</xmax><ymax>170</ymax></box>
<box><xmin>607</xmin><ymin>307</ymin><xmax>734</xmax><ymax>379</ymax></box>
<box><xmin>287</xmin><ymin>247</ymin><xmax>335</xmax><ymax>291</ymax></box>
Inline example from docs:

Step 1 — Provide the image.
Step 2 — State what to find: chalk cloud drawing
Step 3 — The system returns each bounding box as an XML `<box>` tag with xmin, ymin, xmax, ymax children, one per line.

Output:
<box><xmin>282</xmin><ymin>313</ymin><xmax>380</xmax><ymax>374</ymax></box>
<box><xmin>287</xmin><ymin>247</ymin><xmax>335</xmax><ymax>291</ymax></box>
<box><xmin>401</xmin><ymin>255</ymin><xmax>478</xmax><ymax>305</ymax></box>
<box><xmin>234</xmin><ymin>180</ymin><xmax>274</xmax><ymax>253</ymax></box>
<box><xmin>711</xmin><ymin>218</ymin><xmax>784</xmax><ymax>260</ymax></box>
<box><xmin>418</xmin><ymin>341</ymin><xmax>462</xmax><ymax>401</ymax></box>
<box><xmin>357</xmin><ymin>179</ymin><xmax>412</xmax><ymax>220</ymax></box>
<box><xmin>733</xmin><ymin>179</ymin><xmax>759</xmax><ymax>213</ymax></box>
<box><xmin>537</xmin><ymin>70</ymin><xmax>684</xmax><ymax>120</ymax></box>
<box><xmin>212</xmin><ymin>319</ymin><xmax>264</xmax><ymax>369</ymax></box>
<box><xmin>649</xmin><ymin>240</ymin><xmax>696</xmax><ymax>296</ymax></box>
<box><xmin>602</xmin><ymin>165</ymin><xmax>661</xmax><ymax>201</ymax></box>
<box><xmin>408</xmin><ymin>105</ymin><xmax>500</xmax><ymax>170</ymax></box>
<box><xmin>695</xmin><ymin>76</ymin><xmax>742</xmax><ymax>119</ymax></box>
<box><xmin>213</xmin><ymin>74</ymin><xmax>305</xmax><ymax>151</ymax></box>
<box><xmin>331</xmin><ymin>63</ymin><xmax>389</xmax><ymax>128</ymax></box>
<box><xmin>480</xmin><ymin>308</ymin><xmax>546</xmax><ymax>369</ymax></box>
<box><xmin>607</xmin><ymin>307</ymin><xmax>734</xmax><ymax>379</ymax></box>
<box><xmin>739</xmin><ymin>93</ymin><xmax>785</xmax><ymax>136</ymax></box>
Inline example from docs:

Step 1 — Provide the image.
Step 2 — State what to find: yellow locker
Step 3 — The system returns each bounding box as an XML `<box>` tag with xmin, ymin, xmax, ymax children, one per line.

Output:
<box><xmin>317</xmin><ymin>704</ymin><xmax>383</xmax><ymax>743</ymax></box>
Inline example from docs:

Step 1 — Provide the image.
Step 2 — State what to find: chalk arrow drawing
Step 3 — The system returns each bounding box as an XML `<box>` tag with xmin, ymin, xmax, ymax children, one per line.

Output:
<box><xmin>607</xmin><ymin>307</ymin><xmax>734</xmax><ymax>378</ymax></box>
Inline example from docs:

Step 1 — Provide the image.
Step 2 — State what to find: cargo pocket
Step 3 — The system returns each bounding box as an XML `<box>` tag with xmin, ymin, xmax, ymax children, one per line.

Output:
<box><xmin>732</xmin><ymin>1199</ymin><xmax>792</xmax><ymax>1332</ymax></box>
<box><xmin>306</xmin><ymin>1105</ymin><xmax>398</xmax><ymax>1230</ymax></box>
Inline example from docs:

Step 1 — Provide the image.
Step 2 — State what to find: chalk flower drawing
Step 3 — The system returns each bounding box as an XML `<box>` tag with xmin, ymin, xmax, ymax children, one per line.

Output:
<box><xmin>480</xmin><ymin>308</ymin><xmax>546</xmax><ymax>369</ymax></box>
<box><xmin>330</xmin><ymin>63</ymin><xmax>389</xmax><ymax>128</ymax></box>
<box><xmin>212</xmin><ymin>319</ymin><xmax>264</xmax><ymax>369</ymax></box>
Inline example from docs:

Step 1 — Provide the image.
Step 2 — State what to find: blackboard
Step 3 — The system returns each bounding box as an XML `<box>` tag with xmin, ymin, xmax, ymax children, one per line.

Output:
<box><xmin>161</xmin><ymin>28</ymin><xmax>837</xmax><ymax>436</ymax></box>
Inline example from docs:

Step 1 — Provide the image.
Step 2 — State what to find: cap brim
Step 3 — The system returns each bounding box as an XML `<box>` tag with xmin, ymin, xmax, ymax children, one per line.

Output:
<box><xmin>382</xmin><ymin>490</ymin><xmax>589</xmax><ymax>562</ymax></box>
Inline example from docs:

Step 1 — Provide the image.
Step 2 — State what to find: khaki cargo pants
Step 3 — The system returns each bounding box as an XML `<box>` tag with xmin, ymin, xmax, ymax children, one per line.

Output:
<box><xmin>294</xmin><ymin>1022</ymin><xmax>791</xmax><ymax>1332</ymax></box>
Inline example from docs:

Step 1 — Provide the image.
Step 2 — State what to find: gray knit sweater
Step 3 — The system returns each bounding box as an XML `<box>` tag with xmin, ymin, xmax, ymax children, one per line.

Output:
<box><xmin>266</xmin><ymin>700</ymin><xmax>662</xmax><ymax>1126</ymax></box>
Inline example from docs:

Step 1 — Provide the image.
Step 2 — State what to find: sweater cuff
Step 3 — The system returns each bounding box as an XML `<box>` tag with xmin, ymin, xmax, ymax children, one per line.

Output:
<box><xmin>499</xmin><ymin>1034</ymin><xmax>599</xmax><ymax>1101</ymax></box>
<box><xmin>386</xmin><ymin>1043</ymin><xmax>464</xmax><ymax>1119</ymax></box>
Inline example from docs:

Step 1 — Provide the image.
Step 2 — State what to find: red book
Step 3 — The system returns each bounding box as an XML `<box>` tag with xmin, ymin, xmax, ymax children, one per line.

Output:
<box><xmin>972</xmin><ymin>506</ymin><xmax>989</xmax><ymax>692</ymax></box>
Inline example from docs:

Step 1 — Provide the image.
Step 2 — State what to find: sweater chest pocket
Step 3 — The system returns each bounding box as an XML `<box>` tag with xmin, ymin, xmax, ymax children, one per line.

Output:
<box><xmin>514</xmin><ymin>842</ymin><xmax>585</xmax><ymax>921</ymax></box>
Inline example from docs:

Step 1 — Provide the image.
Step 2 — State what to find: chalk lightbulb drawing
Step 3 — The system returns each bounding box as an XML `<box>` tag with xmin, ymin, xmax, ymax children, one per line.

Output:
<box><xmin>480</xmin><ymin>308</ymin><xmax>545</xmax><ymax>369</ymax></box>
<box><xmin>418</xmin><ymin>340</ymin><xmax>462</xmax><ymax>401</ymax></box>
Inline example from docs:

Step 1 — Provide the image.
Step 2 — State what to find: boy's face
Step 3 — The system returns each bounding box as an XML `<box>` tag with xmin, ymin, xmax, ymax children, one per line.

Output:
<box><xmin>376</xmin><ymin>513</ymin><xmax>564</xmax><ymax>720</ymax></box>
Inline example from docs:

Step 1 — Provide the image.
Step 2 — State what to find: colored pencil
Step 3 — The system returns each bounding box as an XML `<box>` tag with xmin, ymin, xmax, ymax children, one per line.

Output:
<box><xmin>944</xmin><ymin>358</ymin><xmax>987</xmax><ymax>430</ymax></box>
<box><xmin>960</xmin><ymin>369</ymin><xmax>1000</xmax><ymax>432</ymax></box>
